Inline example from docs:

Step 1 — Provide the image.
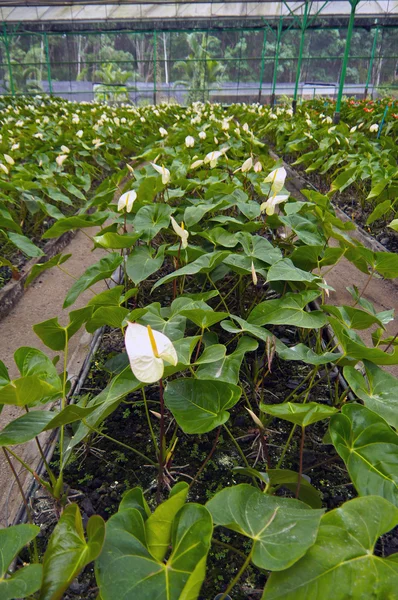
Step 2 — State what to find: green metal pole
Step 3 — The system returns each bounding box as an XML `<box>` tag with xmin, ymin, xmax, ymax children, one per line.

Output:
<box><xmin>153</xmin><ymin>30</ymin><xmax>157</xmax><ymax>105</ymax></box>
<box><xmin>292</xmin><ymin>0</ymin><xmax>309</xmax><ymax>113</ymax></box>
<box><xmin>271</xmin><ymin>17</ymin><xmax>283</xmax><ymax>107</ymax></box>
<box><xmin>364</xmin><ymin>22</ymin><xmax>379</xmax><ymax>99</ymax></box>
<box><xmin>44</xmin><ymin>32</ymin><xmax>53</xmax><ymax>96</ymax></box>
<box><xmin>2</xmin><ymin>25</ymin><xmax>15</xmax><ymax>97</ymax></box>
<box><xmin>333</xmin><ymin>0</ymin><xmax>359</xmax><ymax>123</ymax></box>
<box><xmin>258</xmin><ymin>28</ymin><xmax>267</xmax><ymax>103</ymax></box>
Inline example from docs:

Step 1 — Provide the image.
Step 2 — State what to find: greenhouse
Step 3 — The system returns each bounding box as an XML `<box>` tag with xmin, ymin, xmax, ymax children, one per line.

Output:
<box><xmin>0</xmin><ymin>1</ymin><xmax>397</xmax><ymax>599</ymax></box>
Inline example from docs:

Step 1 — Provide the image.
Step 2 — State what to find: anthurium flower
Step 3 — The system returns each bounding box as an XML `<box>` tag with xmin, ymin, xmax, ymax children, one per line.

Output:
<box><xmin>4</xmin><ymin>154</ymin><xmax>14</xmax><ymax>165</ymax></box>
<box><xmin>56</xmin><ymin>154</ymin><xmax>68</xmax><ymax>167</ymax></box>
<box><xmin>236</xmin><ymin>157</ymin><xmax>253</xmax><ymax>173</ymax></box>
<box><xmin>260</xmin><ymin>194</ymin><xmax>289</xmax><ymax>216</ymax></box>
<box><xmin>151</xmin><ymin>163</ymin><xmax>170</xmax><ymax>184</ymax></box>
<box><xmin>118</xmin><ymin>190</ymin><xmax>137</xmax><ymax>213</ymax></box>
<box><xmin>199</xmin><ymin>131</ymin><xmax>206</xmax><ymax>139</ymax></box>
<box><xmin>34</xmin><ymin>132</ymin><xmax>43</xmax><ymax>139</ymax></box>
<box><xmin>185</xmin><ymin>135</ymin><xmax>195</xmax><ymax>147</ymax></box>
<box><xmin>0</xmin><ymin>163</ymin><xmax>8</xmax><ymax>174</ymax></box>
<box><xmin>204</xmin><ymin>150</ymin><xmax>223</xmax><ymax>168</ymax></box>
<box><xmin>251</xmin><ymin>262</ymin><xmax>258</xmax><ymax>286</ymax></box>
<box><xmin>254</xmin><ymin>161</ymin><xmax>262</xmax><ymax>173</ymax></box>
<box><xmin>61</xmin><ymin>145</ymin><xmax>70</xmax><ymax>153</ymax></box>
<box><xmin>125</xmin><ymin>322</ymin><xmax>178</xmax><ymax>383</ymax></box>
<box><xmin>170</xmin><ymin>216</ymin><xmax>189</xmax><ymax>249</ymax></box>
<box><xmin>159</xmin><ymin>127</ymin><xmax>168</xmax><ymax>137</ymax></box>
<box><xmin>190</xmin><ymin>159</ymin><xmax>204</xmax><ymax>170</ymax></box>
<box><xmin>264</xmin><ymin>167</ymin><xmax>287</xmax><ymax>195</ymax></box>
<box><xmin>369</xmin><ymin>123</ymin><xmax>379</xmax><ymax>132</ymax></box>
<box><xmin>76</xmin><ymin>129</ymin><xmax>83</xmax><ymax>138</ymax></box>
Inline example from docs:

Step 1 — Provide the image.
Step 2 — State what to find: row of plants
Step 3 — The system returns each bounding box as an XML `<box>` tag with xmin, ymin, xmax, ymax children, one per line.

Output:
<box><xmin>256</xmin><ymin>97</ymin><xmax>398</xmax><ymax>250</ymax></box>
<box><xmin>0</xmin><ymin>98</ymin><xmax>398</xmax><ymax>599</ymax></box>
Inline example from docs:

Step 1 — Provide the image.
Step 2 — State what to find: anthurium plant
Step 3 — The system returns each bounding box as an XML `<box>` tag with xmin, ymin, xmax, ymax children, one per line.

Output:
<box><xmin>0</xmin><ymin>97</ymin><xmax>398</xmax><ymax>599</ymax></box>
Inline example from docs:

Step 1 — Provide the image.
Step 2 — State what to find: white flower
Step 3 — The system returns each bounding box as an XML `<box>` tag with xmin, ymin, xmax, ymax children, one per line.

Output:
<box><xmin>234</xmin><ymin>156</ymin><xmax>253</xmax><ymax>174</ymax></box>
<box><xmin>214</xmin><ymin>136</ymin><xmax>219</xmax><ymax>145</ymax></box>
<box><xmin>221</xmin><ymin>119</ymin><xmax>230</xmax><ymax>131</ymax></box>
<box><xmin>243</xmin><ymin>123</ymin><xmax>250</xmax><ymax>133</ymax></box>
<box><xmin>269</xmin><ymin>113</ymin><xmax>278</xmax><ymax>120</ymax></box>
<box><xmin>92</xmin><ymin>138</ymin><xmax>103</xmax><ymax>149</ymax></box>
<box><xmin>4</xmin><ymin>154</ymin><xmax>14</xmax><ymax>165</ymax></box>
<box><xmin>72</xmin><ymin>115</ymin><xmax>79</xmax><ymax>124</ymax></box>
<box><xmin>140</xmin><ymin>117</ymin><xmax>146</xmax><ymax>123</ymax></box>
<box><xmin>263</xmin><ymin>167</ymin><xmax>287</xmax><ymax>195</ymax></box>
<box><xmin>190</xmin><ymin>159</ymin><xmax>204</xmax><ymax>170</ymax></box>
<box><xmin>254</xmin><ymin>161</ymin><xmax>262</xmax><ymax>173</ymax></box>
<box><xmin>369</xmin><ymin>123</ymin><xmax>379</xmax><ymax>132</ymax></box>
<box><xmin>350</xmin><ymin>126</ymin><xmax>357</xmax><ymax>133</ymax></box>
<box><xmin>151</xmin><ymin>163</ymin><xmax>170</xmax><ymax>185</ymax></box>
<box><xmin>306</xmin><ymin>119</ymin><xmax>312</xmax><ymax>127</ymax></box>
<box><xmin>76</xmin><ymin>129</ymin><xmax>83</xmax><ymax>138</ymax></box>
<box><xmin>159</xmin><ymin>127</ymin><xmax>168</xmax><ymax>137</ymax></box>
<box><xmin>11</xmin><ymin>143</ymin><xmax>19</xmax><ymax>151</ymax></box>
<box><xmin>127</xmin><ymin>164</ymin><xmax>134</xmax><ymax>174</ymax></box>
<box><xmin>170</xmin><ymin>216</ymin><xmax>189</xmax><ymax>249</ymax></box>
<box><xmin>118</xmin><ymin>190</ymin><xmax>137</xmax><ymax>213</ymax></box>
<box><xmin>251</xmin><ymin>262</ymin><xmax>258</xmax><ymax>286</ymax></box>
<box><xmin>0</xmin><ymin>163</ymin><xmax>8</xmax><ymax>174</ymax></box>
<box><xmin>260</xmin><ymin>194</ymin><xmax>289</xmax><ymax>216</ymax></box>
<box><xmin>358</xmin><ymin>122</ymin><xmax>364</xmax><ymax>129</ymax></box>
<box><xmin>56</xmin><ymin>154</ymin><xmax>68</xmax><ymax>167</ymax></box>
<box><xmin>324</xmin><ymin>116</ymin><xmax>333</xmax><ymax>124</ymax></box>
<box><xmin>204</xmin><ymin>150</ymin><xmax>223</xmax><ymax>169</ymax></box>
<box><xmin>185</xmin><ymin>135</ymin><xmax>195</xmax><ymax>148</ymax></box>
<box><xmin>125</xmin><ymin>322</ymin><xmax>178</xmax><ymax>383</ymax></box>
<box><xmin>61</xmin><ymin>145</ymin><xmax>70</xmax><ymax>153</ymax></box>
<box><xmin>199</xmin><ymin>131</ymin><xmax>206</xmax><ymax>140</ymax></box>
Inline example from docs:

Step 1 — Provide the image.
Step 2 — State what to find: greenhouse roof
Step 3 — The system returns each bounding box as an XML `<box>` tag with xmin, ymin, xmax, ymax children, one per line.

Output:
<box><xmin>1</xmin><ymin>0</ymin><xmax>397</xmax><ymax>23</ymax></box>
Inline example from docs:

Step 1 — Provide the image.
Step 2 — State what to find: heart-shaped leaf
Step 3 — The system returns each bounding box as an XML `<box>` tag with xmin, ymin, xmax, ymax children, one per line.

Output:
<box><xmin>330</xmin><ymin>404</ymin><xmax>398</xmax><ymax>505</ymax></box>
<box><xmin>0</xmin><ymin>524</ymin><xmax>42</xmax><ymax>600</ymax></box>
<box><xmin>248</xmin><ymin>291</ymin><xmax>327</xmax><ymax>329</ymax></box>
<box><xmin>63</xmin><ymin>253</ymin><xmax>123</xmax><ymax>308</ymax></box>
<box><xmin>260</xmin><ymin>402</ymin><xmax>338</xmax><ymax>427</ymax></box>
<box><xmin>207</xmin><ymin>484</ymin><xmax>324</xmax><ymax>570</ymax></box>
<box><xmin>263</xmin><ymin>496</ymin><xmax>398</xmax><ymax>599</ymax></box>
<box><xmin>126</xmin><ymin>245</ymin><xmax>165</xmax><ymax>285</ymax></box>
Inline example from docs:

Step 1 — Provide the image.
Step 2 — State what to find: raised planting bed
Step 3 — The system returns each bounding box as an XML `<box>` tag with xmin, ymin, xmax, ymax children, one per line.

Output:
<box><xmin>1</xmin><ymin>100</ymin><xmax>398</xmax><ymax>600</ymax></box>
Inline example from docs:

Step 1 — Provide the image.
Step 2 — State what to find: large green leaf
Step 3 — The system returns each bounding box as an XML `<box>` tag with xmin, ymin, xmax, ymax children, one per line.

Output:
<box><xmin>0</xmin><ymin>375</ymin><xmax>61</xmax><ymax>406</ymax></box>
<box><xmin>42</xmin><ymin>212</ymin><xmax>108</xmax><ymax>238</ymax></box>
<box><xmin>14</xmin><ymin>346</ymin><xmax>62</xmax><ymax>391</ymax></box>
<box><xmin>0</xmin><ymin>410</ymin><xmax>54</xmax><ymax>446</ymax></box>
<box><xmin>126</xmin><ymin>244</ymin><xmax>165</xmax><ymax>285</ymax></box>
<box><xmin>267</xmin><ymin>258</ymin><xmax>319</xmax><ymax>283</ymax></box>
<box><xmin>95</xmin><ymin>502</ymin><xmax>212</xmax><ymax>600</ymax></box>
<box><xmin>63</xmin><ymin>253</ymin><xmax>123</xmax><ymax>308</ymax></box>
<box><xmin>344</xmin><ymin>361</ymin><xmax>398</xmax><ymax>429</ymax></box>
<box><xmin>133</xmin><ymin>203</ymin><xmax>172</xmax><ymax>241</ymax></box>
<box><xmin>7</xmin><ymin>231</ymin><xmax>44</xmax><ymax>257</ymax></box>
<box><xmin>260</xmin><ymin>402</ymin><xmax>338</xmax><ymax>427</ymax></box>
<box><xmin>263</xmin><ymin>496</ymin><xmax>398</xmax><ymax>599</ymax></box>
<box><xmin>25</xmin><ymin>253</ymin><xmax>71</xmax><ymax>287</ymax></box>
<box><xmin>330</xmin><ymin>404</ymin><xmax>398</xmax><ymax>505</ymax></box>
<box><xmin>164</xmin><ymin>378</ymin><xmax>241</xmax><ymax>433</ymax></box>
<box><xmin>40</xmin><ymin>504</ymin><xmax>105</xmax><ymax>600</ymax></box>
<box><xmin>33</xmin><ymin>307</ymin><xmax>92</xmax><ymax>351</ymax></box>
<box><xmin>0</xmin><ymin>524</ymin><xmax>42</xmax><ymax>600</ymax></box>
<box><xmin>196</xmin><ymin>336</ymin><xmax>258</xmax><ymax>384</ymax></box>
<box><xmin>94</xmin><ymin>231</ymin><xmax>140</xmax><ymax>249</ymax></box>
<box><xmin>207</xmin><ymin>484</ymin><xmax>323</xmax><ymax>570</ymax></box>
<box><xmin>248</xmin><ymin>291</ymin><xmax>326</xmax><ymax>329</ymax></box>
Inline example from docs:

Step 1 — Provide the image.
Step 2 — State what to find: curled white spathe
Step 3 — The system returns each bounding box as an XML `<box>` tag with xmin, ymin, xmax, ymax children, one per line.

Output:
<box><xmin>264</xmin><ymin>167</ymin><xmax>287</xmax><ymax>195</ymax></box>
<box><xmin>151</xmin><ymin>162</ymin><xmax>170</xmax><ymax>185</ymax></box>
<box><xmin>185</xmin><ymin>135</ymin><xmax>195</xmax><ymax>147</ymax></box>
<box><xmin>118</xmin><ymin>190</ymin><xmax>137</xmax><ymax>213</ymax></box>
<box><xmin>125</xmin><ymin>322</ymin><xmax>178</xmax><ymax>383</ymax></box>
<box><xmin>170</xmin><ymin>216</ymin><xmax>189</xmax><ymax>249</ymax></box>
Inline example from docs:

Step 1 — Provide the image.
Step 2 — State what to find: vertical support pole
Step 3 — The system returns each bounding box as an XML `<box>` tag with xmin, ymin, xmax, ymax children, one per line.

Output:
<box><xmin>364</xmin><ymin>22</ymin><xmax>379</xmax><ymax>99</ymax></box>
<box><xmin>333</xmin><ymin>0</ymin><xmax>359</xmax><ymax>123</ymax></box>
<box><xmin>2</xmin><ymin>25</ymin><xmax>15</xmax><ymax>97</ymax></box>
<box><xmin>44</xmin><ymin>32</ymin><xmax>53</xmax><ymax>96</ymax></box>
<box><xmin>271</xmin><ymin>17</ymin><xmax>283</xmax><ymax>108</ymax></box>
<box><xmin>292</xmin><ymin>1</ymin><xmax>309</xmax><ymax>113</ymax></box>
<box><xmin>258</xmin><ymin>27</ymin><xmax>267</xmax><ymax>103</ymax></box>
<box><xmin>153</xmin><ymin>30</ymin><xmax>157</xmax><ymax>105</ymax></box>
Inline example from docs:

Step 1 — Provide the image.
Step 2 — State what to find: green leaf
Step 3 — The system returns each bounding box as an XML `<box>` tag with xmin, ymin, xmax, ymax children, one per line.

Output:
<box><xmin>0</xmin><ymin>411</ymin><xmax>54</xmax><ymax>446</ymax></box>
<box><xmin>94</xmin><ymin>231</ymin><xmax>140</xmax><ymax>249</ymax></box>
<box><xmin>126</xmin><ymin>245</ymin><xmax>165</xmax><ymax>285</ymax></box>
<box><xmin>322</xmin><ymin>304</ymin><xmax>386</xmax><ymax>330</ymax></box>
<box><xmin>196</xmin><ymin>336</ymin><xmax>258</xmax><ymax>384</ymax></box>
<box><xmin>279</xmin><ymin>214</ymin><xmax>325</xmax><ymax>246</ymax></box>
<box><xmin>63</xmin><ymin>253</ymin><xmax>123</xmax><ymax>308</ymax></box>
<box><xmin>133</xmin><ymin>203</ymin><xmax>173</xmax><ymax>241</ymax></box>
<box><xmin>40</xmin><ymin>504</ymin><xmax>105</xmax><ymax>600</ymax></box>
<box><xmin>95</xmin><ymin>502</ymin><xmax>212</xmax><ymax>600</ymax></box>
<box><xmin>0</xmin><ymin>206</ymin><xmax>21</xmax><ymax>233</ymax></box>
<box><xmin>25</xmin><ymin>252</ymin><xmax>71</xmax><ymax>287</ymax></box>
<box><xmin>7</xmin><ymin>232</ymin><xmax>44</xmax><ymax>257</ymax></box>
<box><xmin>33</xmin><ymin>307</ymin><xmax>92</xmax><ymax>351</ymax></box>
<box><xmin>248</xmin><ymin>291</ymin><xmax>326</xmax><ymax>329</ymax></box>
<box><xmin>330</xmin><ymin>404</ymin><xmax>398</xmax><ymax>505</ymax></box>
<box><xmin>0</xmin><ymin>524</ymin><xmax>42</xmax><ymax>600</ymax></box>
<box><xmin>263</xmin><ymin>496</ymin><xmax>398</xmax><ymax>599</ymax></box>
<box><xmin>267</xmin><ymin>258</ymin><xmax>319</xmax><ymax>283</ymax></box>
<box><xmin>146</xmin><ymin>482</ymin><xmax>189</xmax><ymax>561</ymax></box>
<box><xmin>152</xmin><ymin>251</ymin><xmax>229</xmax><ymax>290</ymax></box>
<box><xmin>180</xmin><ymin>309</ymin><xmax>229</xmax><ymax>329</ymax></box>
<box><xmin>329</xmin><ymin>166</ymin><xmax>357</xmax><ymax>194</ymax></box>
<box><xmin>42</xmin><ymin>212</ymin><xmax>108</xmax><ymax>238</ymax></box>
<box><xmin>164</xmin><ymin>378</ymin><xmax>241</xmax><ymax>433</ymax></box>
<box><xmin>0</xmin><ymin>375</ymin><xmax>61</xmax><ymax>406</ymax></box>
<box><xmin>344</xmin><ymin>361</ymin><xmax>398</xmax><ymax>429</ymax></box>
<box><xmin>260</xmin><ymin>402</ymin><xmax>338</xmax><ymax>427</ymax></box>
<box><xmin>86</xmin><ymin>306</ymin><xmax>130</xmax><ymax>333</ymax></box>
<box><xmin>366</xmin><ymin>200</ymin><xmax>392</xmax><ymax>226</ymax></box>
<box><xmin>14</xmin><ymin>346</ymin><xmax>62</xmax><ymax>390</ymax></box>
<box><xmin>267</xmin><ymin>469</ymin><xmax>322</xmax><ymax>509</ymax></box>
<box><xmin>199</xmin><ymin>226</ymin><xmax>240</xmax><ymax>248</ymax></box>
<box><xmin>207</xmin><ymin>484</ymin><xmax>323</xmax><ymax>570</ymax></box>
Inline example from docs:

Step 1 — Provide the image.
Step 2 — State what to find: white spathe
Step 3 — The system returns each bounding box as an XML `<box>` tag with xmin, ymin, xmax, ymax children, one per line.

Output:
<box><xmin>263</xmin><ymin>167</ymin><xmax>287</xmax><ymax>195</ymax></box>
<box><xmin>151</xmin><ymin>163</ymin><xmax>170</xmax><ymax>185</ymax></box>
<box><xmin>185</xmin><ymin>135</ymin><xmax>195</xmax><ymax>147</ymax></box>
<box><xmin>118</xmin><ymin>190</ymin><xmax>137</xmax><ymax>213</ymax></box>
<box><xmin>170</xmin><ymin>216</ymin><xmax>189</xmax><ymax>249</ymax></box>
<box><xmin>260</xmin><ymin>194</ymin><xmax>289</xmax><ymax>216</ymax></box>
<box><xmin>125</xmin><ymin>322</ymin><xmax>178</xmax><ymax>383</ymax></box>
<box><xmin>56</xmin><ymin>154</ymin><xmax>68</xmax><ymax>167</ymax></box>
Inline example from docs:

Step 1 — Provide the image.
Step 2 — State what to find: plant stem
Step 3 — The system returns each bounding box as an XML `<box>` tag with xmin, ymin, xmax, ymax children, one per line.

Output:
<box><xmin>4</xmin><ymin>446</ymin><xmax>49</xmax><ymax>491</ymax></box>
<box><xmin>220</xmin><ymin>549</ymin><xmax>252</xmax><ymax>600</ymax></box>
<box><xmin>142</xmin><ymin>388</ymin><xmax>158</xmax><ymax>456</ymax></box>
<box><xmin>190</xmin><ymin>427</ymin><xmax>221</xmax><ymax>490</ymax></box>
<box><xmin>296</xmin><ymin>426</ymin><xmax>305</xmax><ymax>499</ymax></box>
<box><xmin>207</xmin><ymin>274</ymin><xmax>229</xmax><ymax>312</ymax></box>
<box><xmin>223</xmin><ymin>425</ymin><xmax>251</xmax><ymax>469</ymax></box>
<box><xmin>212</xmin><ymin>538</ymin><xmax>248</xmax><ymax>561</ymax></box>
<box><xmin>276</xmin><ymin>424</ymin><xmax>297</xmax><ymax>469</ymax></box>
<box><xmin>157</xmin><ymin>378</ymin><xmax>165</xmax><ymax>502</ymax></box>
